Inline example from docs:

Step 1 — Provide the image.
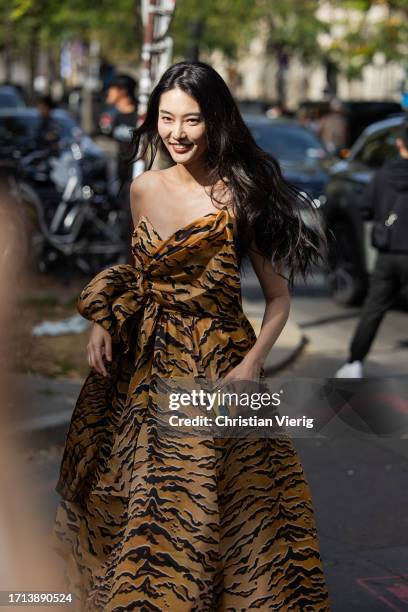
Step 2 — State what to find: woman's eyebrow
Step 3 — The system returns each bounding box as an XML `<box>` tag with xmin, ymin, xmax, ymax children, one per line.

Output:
<box><xmin>159</xmin><ymin>109</ymin><xmax>201</xmax><ymax>117</ymax></box>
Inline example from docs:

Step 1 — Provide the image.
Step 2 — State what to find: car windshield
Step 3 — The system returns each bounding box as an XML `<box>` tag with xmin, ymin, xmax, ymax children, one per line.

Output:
<box><xmin>352</xmin><ymin>126</ymin><xmax>401</xmax><ymax>168</ymax></box>
<box><xmin>249</xmin><ymin>123</ymin><xmax>328</xmax><ymax>163</ymax></box>
<box><xmin>0</xmin><ymin>112</ymin><xmax>76</xmax><ymax>146</ymax></box>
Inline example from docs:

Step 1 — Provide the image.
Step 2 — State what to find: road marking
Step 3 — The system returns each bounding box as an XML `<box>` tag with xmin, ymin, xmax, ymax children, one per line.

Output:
<box><xmin>357</xmin><ymin>574</ymin><xmax>408</xmax><ymax>611</ymax></box>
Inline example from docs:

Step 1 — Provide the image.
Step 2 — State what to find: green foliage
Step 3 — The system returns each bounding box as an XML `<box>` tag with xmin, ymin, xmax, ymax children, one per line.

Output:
<box><xmin>170</xmin><ymin>0</ymin><xmax>328</xmax><ymax>62</ymax></box>
<box><xmin>0</xmin><ymin>0</ymin><xmax>142</xmax><ymax>59</ymax></box>
<box><xmin>1</xmin><ymin>0</ymin><xmax>408</xmax><ymax>85</ymax></box>
<box><xmin>326</xmin><ymin>0</ymin><xmax>408</xmax><ymax>77</ymax></box>
<box><xmin>254</xmin><ymin>0</ymin><xmax>329</xmax><ymax>62</ymax></box>
<box><xmin>170</xmin><ymin>0</ymin><xmax>259</xmax><ymax>59</ymax></box>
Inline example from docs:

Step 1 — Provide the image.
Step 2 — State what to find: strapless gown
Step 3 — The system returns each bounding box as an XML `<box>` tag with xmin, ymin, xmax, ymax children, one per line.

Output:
<box><xmin>50</xmin><ymin>207</ymin><xmax>330</xmax><ymax>611</ymax></box>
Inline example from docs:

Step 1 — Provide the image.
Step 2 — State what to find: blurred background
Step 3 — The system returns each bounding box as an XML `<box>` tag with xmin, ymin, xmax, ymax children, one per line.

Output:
<box><xmin>1</xmin><ymin>1</ymin><xmax>408</xmax><ymax>610</ymax></box>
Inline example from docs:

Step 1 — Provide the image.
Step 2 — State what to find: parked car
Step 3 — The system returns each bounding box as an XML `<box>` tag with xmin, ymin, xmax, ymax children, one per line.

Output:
<box><xmin>0</xmin><ymin>84</ymin><xmax>26</xmax><ymax>109</ymax></box>
<box><xmin>297</xmin><ymin>100</ymin><xmax>402</xmax><ymax>148</ymax></box>
<box><xmin>243</xmin><ymin>113</ymin><xmax>334</xmax><ymax>227</ymax></box>
<box><xmin>238</xmin><ymin>99</ymin><xmax>273</xmax><ymax>116</ymax></box>
<box><xmin>323</xmin><ymin>113</ymin><xmax>407</xmax><ymax>306</ymax></box>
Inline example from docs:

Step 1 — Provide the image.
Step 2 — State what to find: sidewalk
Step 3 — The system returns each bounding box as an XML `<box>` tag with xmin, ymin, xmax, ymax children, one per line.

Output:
<box><xmin>7</xmin><ymin>305</ymin><xmax>307</xmax><ymax>450</ymax></box>
<box><xmin>6</xmin><ymin>373</ymin><xmax>82</xmax><ymax>451</ymax></box>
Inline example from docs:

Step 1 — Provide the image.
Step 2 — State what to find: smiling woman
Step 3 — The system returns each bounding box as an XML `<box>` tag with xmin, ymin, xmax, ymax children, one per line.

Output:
<box><xmin>159</xmin><ymin>98</ymin><xmax>205</xmax><ymax>157</ymax></box>
<box><xmin>127</xmin><ymin>62</ymin><xmax>327</xmax><ymax>285</ymax></box>
<box><xmin>157</xmin><ymin>95</ymin><xmax>207</xmax><ymax>181</ymax></box>
<box><xmin>50</xmin><ymin>61</ymin><xmax>331</xmax><ymax>611</ymax></box>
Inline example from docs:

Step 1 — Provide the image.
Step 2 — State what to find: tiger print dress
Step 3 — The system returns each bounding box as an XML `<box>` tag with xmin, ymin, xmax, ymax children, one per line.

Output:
<box><xmin>50</xmin><ymin>206</ymin><xmax>330</xmax><ymax>611</ymax></box>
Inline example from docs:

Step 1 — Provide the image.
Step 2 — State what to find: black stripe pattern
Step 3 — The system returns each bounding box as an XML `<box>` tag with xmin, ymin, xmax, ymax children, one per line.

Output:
<box><xmin>50</xmin><ymin>208</ymin><xmax>330</xmax><ymax>610</ymax></box>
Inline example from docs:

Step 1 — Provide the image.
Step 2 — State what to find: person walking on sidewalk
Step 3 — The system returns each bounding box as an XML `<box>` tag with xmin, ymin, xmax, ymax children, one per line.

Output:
<box><xmin>336</xmin><ymin>121</ymin><xmax>408</xmax><ymax>378</ymax></box>
<box><xmin>51</xmin><ymin>60</ymin><xmax>330</xmax><ymax>610</ymax></box>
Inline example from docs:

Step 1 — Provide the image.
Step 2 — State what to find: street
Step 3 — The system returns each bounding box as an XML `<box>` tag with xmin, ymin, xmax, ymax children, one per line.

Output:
<box><xmin>242</xmin><ymin>263</ymin><xmax>408</xmax><ymax>379</ymax></box>
<box><xmin>20</xmin><ymin>265</ymin><xmax>408</xmax><ymax>612</ymax></box>
<box><xmin>244</xmin><ymin>264</ymin><xmax>408</xmax><ymax>610</ymax></box>
<box><xmin>292</xmin><ymin>273</ymin><xmax>408</xmax><ymax>611</ymax></box>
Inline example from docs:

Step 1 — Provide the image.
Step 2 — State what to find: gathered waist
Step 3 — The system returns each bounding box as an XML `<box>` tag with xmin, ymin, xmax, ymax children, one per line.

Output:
<box><xmin>151</xmin><ymin>295</ymin><xmax>245</xmax><ymax>322</ymax></box>
<box><xmin>77</xmin><ymin>263</ymin><xmax>247</xmax><ymax>349</ymax></box>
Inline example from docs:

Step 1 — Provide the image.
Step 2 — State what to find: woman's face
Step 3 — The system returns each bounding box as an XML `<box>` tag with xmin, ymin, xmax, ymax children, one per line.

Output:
<box><xmin>158</xmin><ymin>87</ymin><xmax>207</xmax><ymax>165</ymax></box>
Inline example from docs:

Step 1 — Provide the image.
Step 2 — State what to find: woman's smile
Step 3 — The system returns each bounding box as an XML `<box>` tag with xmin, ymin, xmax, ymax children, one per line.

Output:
<box><xmin>169</xmin><ymin>142</ymin><xmax>194</xmax><ymax>153</ymax></box>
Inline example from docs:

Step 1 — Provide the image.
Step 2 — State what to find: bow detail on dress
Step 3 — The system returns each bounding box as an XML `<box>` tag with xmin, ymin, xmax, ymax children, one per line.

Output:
<box><xmin>77</xmin><ymin>264</ymin><xmax>148</xmax><ymax>352</ymax></box>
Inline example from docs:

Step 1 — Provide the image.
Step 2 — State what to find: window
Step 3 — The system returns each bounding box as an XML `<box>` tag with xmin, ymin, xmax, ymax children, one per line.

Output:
<box><xmin>353</xmin><ymin>127</ymin><xmax>400</xmax><ymax>168</ymax></box>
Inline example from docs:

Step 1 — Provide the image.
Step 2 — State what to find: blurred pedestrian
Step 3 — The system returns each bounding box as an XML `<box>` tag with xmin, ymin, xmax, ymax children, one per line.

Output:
<box><xmin>306</xmin><ymin>107</ymin><xmax>321</xmax><ymax>135</ymax></box>
<box><xmin>35</xmin><ymin>95</ymin><xmax>60</xmax><ymax>151</ymax></box>
<box><xmin>297</xmin><ymin>106</ymin><xmax>320</xmax><ymax>134</ymax></box>
<box><xmin>106</xmin><ymin>74</ymin><xmax>139</xmax><ymax>185</ymax></box>
<box><xmin>105</xmin><ymin>74</ymin><xmax>139</xmax><ymax>260</ymax></box>
<box><xmin>0</xmin><ymin>201</ymin><xmax>65</xmax><ymax>609</ymax></box>
<box><xmin>319</xmin><ymin>98</ymin><xmax>348</xmax><ymax>154</ymax></box>
<box><xmin>336</xmin><ymin>121</ymin><xmax>408</xmax><ymax>377</ymax></box>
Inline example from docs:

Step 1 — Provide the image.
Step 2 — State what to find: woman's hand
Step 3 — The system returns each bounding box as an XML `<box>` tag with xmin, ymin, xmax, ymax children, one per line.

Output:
<box><xmin>219</xmin><ymin>355</ymin><xmax>263</xmax><ymax>385</ymax></box>
<box><xmin>87</xmin><ymin>322</ymin><xmax>112</xmax><ymax>377</ymax></box>
<box><xmin>215</xmin><ymin>355</ymin><xmax>264</xmax><ymax>417</ymax></box>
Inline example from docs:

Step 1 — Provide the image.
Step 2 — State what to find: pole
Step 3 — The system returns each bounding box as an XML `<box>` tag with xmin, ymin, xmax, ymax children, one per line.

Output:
<box><xmin>133</xmin><ymin>0</ymin><xmax>177</xmax><ymax>178</ymax></box>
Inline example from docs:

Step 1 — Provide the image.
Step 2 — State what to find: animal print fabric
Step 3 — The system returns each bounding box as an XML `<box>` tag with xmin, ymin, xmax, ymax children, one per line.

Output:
<box><xmin>50</xmin><ymin>207</ymin><xmax>330</xmax><ymax>610</ymax></box>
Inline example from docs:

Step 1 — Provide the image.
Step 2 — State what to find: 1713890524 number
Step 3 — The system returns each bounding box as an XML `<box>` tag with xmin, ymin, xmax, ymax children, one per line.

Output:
<box><xmin>2</xmin><ymin>592</ymin><xmax>74</xmax><ymax>605</ymax></box>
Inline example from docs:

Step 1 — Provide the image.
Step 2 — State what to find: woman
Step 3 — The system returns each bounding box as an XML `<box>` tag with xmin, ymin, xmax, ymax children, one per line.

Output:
<box><xmin>51</xmin><ymin>61</ymin><xmax>330</xmax><ymax>610</ymax></box>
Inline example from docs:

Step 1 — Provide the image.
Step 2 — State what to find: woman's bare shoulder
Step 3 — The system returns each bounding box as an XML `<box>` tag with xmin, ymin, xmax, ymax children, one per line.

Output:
<box><xmin>130</xmin><ymin>169</ymin><xmax>163</xmax><ymax>196</ymax></box>
<box><xmin>130</xmin><ymin>170</ymin><xmax>166</xmax><ymax>223</ymax></box>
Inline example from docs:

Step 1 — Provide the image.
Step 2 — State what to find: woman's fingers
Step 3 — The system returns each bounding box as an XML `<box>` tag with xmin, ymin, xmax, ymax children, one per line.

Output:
<box><xmin>87</xmin><ymin>342</ymin><xmax>108</xmax><ymax>377</ymax></box>
<box><xmin>95</xmin><ymin>345</ymin><xmax>108</xmax><ymax>377</ymax></box>
<box><xmin>215</xmin><ymin>373</ymin><xmax>234</xmax><ymax>391</ymax></box>
<box><xmin>87</xmin><ymin>350</ymin><xmax>92</xmax><ymax>368</ymax></box>
<box><xmin>104</xmin><ymin>335</ymin><xmax>112</xmax><ymax>362</ymax></box>
<box><xmin>87</xmin><ymin>326</ymin><xmax>112</xmax><ymax>377</ymax></box>
<box><xmin>87</xmin><ymin>344</ymin><xmax>94</xmax><ymax>368</ymax></box>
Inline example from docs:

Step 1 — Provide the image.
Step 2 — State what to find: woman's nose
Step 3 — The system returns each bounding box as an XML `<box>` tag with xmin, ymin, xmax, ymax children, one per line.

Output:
<box><xmin>172</xmin><ymin>122</ymin><xmax>185</xmax><ymax>139</ymax></box>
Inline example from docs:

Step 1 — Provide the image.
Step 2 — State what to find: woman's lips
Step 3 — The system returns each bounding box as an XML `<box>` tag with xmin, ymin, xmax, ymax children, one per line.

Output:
<box><xmin>170</xmin><ymin>143</ymin><xmax>193</xmax><ymax>152</ymax></box>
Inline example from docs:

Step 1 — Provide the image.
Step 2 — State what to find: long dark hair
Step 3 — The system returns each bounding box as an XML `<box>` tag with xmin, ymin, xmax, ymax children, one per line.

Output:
<box><xmin>127</xmin><ymin>60</ymin><xmax>326</xmax><ymax>287</ymax></box>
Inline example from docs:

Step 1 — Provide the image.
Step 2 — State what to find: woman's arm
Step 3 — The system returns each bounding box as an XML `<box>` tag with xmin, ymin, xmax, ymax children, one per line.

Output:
<box><xmin>242</xmin><ymin>240</ymin><xmax>291</xmax><ymax>371</ymax></box>
<box><xmin>86</xmin><ymin>173</ymin><xmax>151</xmax><ymax>378</ymax></box>
<box><xmin>219</xmin><ymin>238</ymin><xmax>290</xmax><ymax>389</ymax></box>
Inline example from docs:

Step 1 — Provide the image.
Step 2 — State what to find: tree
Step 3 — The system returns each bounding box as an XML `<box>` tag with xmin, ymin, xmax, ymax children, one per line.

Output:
<box><xmin>0</xmin><ymin>0</ymin><xmax>142</xmax><ymax>98</ymax></box>
<box><xmin>325</xmin><ymin>0</ymin><xmax>408</xmax><ymax>80</ymax></box>
<box><xmin>170</xmin><ymin>0</ymin><xmax>260</xmax><ymax>61</ymax></box>
<box><xmin>255</xmin><ymin>0</ymin><xmax>328</xmax><ymax>105</ymax></box>
<box><xmin>170</xmin><ymin>0</ymin><xmax>329</xmax><ymax>105</ymax></box>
